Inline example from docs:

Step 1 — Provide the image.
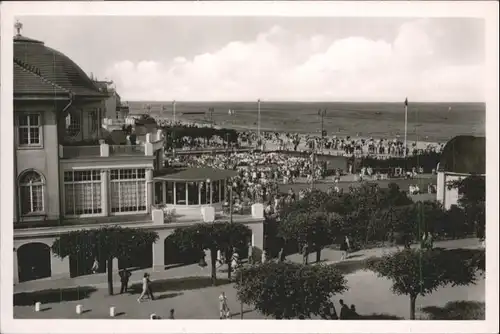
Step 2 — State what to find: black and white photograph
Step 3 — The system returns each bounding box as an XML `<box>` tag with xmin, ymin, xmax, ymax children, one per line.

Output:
<box><xmin>0</xmin><ymin>2</ymin><xmax>498</xmax><ymax>333</ymax></box>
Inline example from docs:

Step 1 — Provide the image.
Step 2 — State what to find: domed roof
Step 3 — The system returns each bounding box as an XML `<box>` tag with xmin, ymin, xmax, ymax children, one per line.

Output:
<box><xmin>14</xmin><ymin>34</ymin><xmax>105</xmax><ymax>98</ymax></box>
<box><xmin>439</xmin><ymin>135</ymin><xmax>485</xmax><ymax>174</ymax></box>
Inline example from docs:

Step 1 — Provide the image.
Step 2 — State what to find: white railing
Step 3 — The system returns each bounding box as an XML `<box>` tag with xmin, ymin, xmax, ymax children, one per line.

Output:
<box><xmin>109</xmin><ymin>145</ymin><xmax>145</xmax><ymax>155</ymax></box>
<box><xmin>59</xmin><ymin>130</ymin><xmax>164</xmax><ymax>158</ymax></box>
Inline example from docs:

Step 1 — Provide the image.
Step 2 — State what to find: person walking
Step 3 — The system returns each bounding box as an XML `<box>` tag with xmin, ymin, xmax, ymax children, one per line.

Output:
<box><xmin>137</xmin><ymin>273</ymin><xmax>149</xmax><ymax>303</ymax></box>
<box><xmin>219</xmin><ymin>292</ymin><xmax>231</xmax><ymax>319</ymax></box>
<box><xmin>426</xmin><ymin>232</ymin><xmax>434</xmax><ymax>250</ymax></box>
<box><xmin>302</xmin><ymin>244</ymin><xmax>309</xmax><ymax>265</ymax></box>
<box><xmin>339</xmin><ymin>299</ymin><xmax>350</xmax><ymax>320</ymax></box>
<box><xmin>247</xmin><ymin>242</ymin><xmax>253</xmax><ymax>265</ymax></box>
<box><xmin>146</xmin><ymin>273</ymin><xmax>155</xmax><ymax>300</ymax></box>
<box><xmin>349</xmin><ymin>304</ymin><xmax>359</xmax><ymax>319</ymax></box>
<box><xmin>91</xmin><ymin>257</ymin><xmax>99</xmax><ymax>274</ymax></box>
<box><xmin>421</xmin><ymin>232</ymin><xmax>427</xmax><ymax>249</ymax></box>
<box><xmin>169</xmin><ymin>309</ymin><xmax>175</xmax><ymax>319</ymax></box>
<box><xmin>119</xmin><ymin>268</ymin><xmax>131</xmax><ymax>294</ymax></box>
<box><xmin>340</xmin><ymin>238</ymin><xmax>348</xmax><ymax>261</ymax></box>
<box><xmin>231</xmin><ymin>249</ymin><xmax>240</xmax><ymax>271</ymax></box>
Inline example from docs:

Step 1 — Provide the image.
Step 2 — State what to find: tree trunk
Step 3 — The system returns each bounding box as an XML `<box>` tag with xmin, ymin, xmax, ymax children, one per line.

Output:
<box><xmin>107</xmin><ymin>258</ymin><xmax>114</xmax><ymax>296</ymax></box>
<box><xmin>227</xmin><ymin>256</ymin><xmax>232</xmax><ymax>280</ymax></box>
<box><xmin>409</xmin><ymin>295</ymin><xmax>417</xmax><ymax>320</ymax></box>
<box><xmin>210</xmin><ymin>248</ymin><xmax>217</xmax><ymax>286</ymax></box>
<box><xmin>316</xmin><ymin>249</ymin><xmax>321</xmax><ymax>263</ymax></box>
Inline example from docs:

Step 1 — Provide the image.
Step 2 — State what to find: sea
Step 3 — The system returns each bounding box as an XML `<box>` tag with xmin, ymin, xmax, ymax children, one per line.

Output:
<box><xmin>127</xmin><ymin>101</ymin><xmax>485</xmax><ymax>144</ymax></box>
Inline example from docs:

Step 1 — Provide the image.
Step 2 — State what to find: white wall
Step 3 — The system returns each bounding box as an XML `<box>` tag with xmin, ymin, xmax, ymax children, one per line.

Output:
<box><xmin>443</xmin><ymin>174</ymin><xmax>463</xmax><ymax>210</ymax></box>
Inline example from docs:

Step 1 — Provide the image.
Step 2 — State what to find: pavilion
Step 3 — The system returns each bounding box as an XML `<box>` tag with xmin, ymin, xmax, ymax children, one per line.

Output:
<box><xmin>153</xmin><ymin>167</ymin><xmax>238</xmax><ymax>208</ymax></box>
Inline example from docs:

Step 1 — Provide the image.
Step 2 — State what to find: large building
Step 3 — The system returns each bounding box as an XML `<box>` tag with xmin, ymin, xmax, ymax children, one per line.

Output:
<box><xmin>436</xmin><ymin>135</ymin><xmax>486</xmax><ymax>209</ymax></box>
<box><xmin>12</xmin><ymin>25</ymin><xmax>263</xmax><ymax>284</ymax></box>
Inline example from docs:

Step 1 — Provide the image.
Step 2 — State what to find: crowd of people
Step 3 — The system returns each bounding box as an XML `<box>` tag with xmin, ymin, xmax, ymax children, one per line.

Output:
<box><xmin>250</xmin><ymin>131</ymin><xmax>445</xmax><ymax>158</ymax></box>
<box><xmin>166</xmin><ymin>152</ymin><xmax>325</xmax><ymax>206</ymax></box>
<box><xmin>138</xmin><ymin>115</ymin><xmax>445</xmax><ymax>159</ymax></box>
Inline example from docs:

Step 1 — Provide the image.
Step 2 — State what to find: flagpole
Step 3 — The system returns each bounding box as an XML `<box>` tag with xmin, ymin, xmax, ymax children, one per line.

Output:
<box><xmin>257</xmin><ymin>99</ymin><xmax>261</xmax><ymax>138</ymax></box>
<box><xmin>404</xmin><ymin>98</ymin><xmax>408</xmax><ymax>158</ymax></box>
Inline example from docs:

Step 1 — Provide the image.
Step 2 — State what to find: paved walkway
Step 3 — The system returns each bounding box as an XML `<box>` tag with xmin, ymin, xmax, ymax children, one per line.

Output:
<box><xmin>13</xmin><ymin>237</ymin><xmax>483</xmax><ymax>320</ymax></box>
<box><xmin>14</xmin><ymin>238</ymin><xmax>481</xmax><ymax>294</ymax></box>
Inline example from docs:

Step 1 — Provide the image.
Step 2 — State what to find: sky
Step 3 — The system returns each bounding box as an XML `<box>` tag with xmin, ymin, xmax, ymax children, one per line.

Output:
<box><xmin>18</xmin><ymin>16</ymin><xmax>485</xmax><ymax>102</ymax></box>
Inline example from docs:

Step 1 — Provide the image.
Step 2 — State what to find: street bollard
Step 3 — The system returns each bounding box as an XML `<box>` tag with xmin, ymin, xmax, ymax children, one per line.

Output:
<box><xmin>109</xmin><ymin>307</ymin><xmax>116</xmax><ymax>317</ymax></box>
<box><xmin>76</xmin><ymin>304</ymin><xmax>83</xmax><ymax>314</ymax></box>
<box><xmin>35</xmin><ymin>302</ymin><xmax>41</xmax><ymax>312</ymax></box>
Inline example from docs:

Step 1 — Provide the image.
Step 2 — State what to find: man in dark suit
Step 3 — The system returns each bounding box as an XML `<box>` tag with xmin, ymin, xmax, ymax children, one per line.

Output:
<box><xmin>119</xmin><ymin>268</ymin><xmax>131</xmax><ymax>294</ymax></box>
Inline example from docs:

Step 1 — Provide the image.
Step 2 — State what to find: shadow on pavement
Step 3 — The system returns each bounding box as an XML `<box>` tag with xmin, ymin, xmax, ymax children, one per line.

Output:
<box><xmin>128</xmin><ymin>277</ymin><xmax>231</xmax><ymax>294</ymax></box>
<box><xmin>230</xmin><ymin>309</ymin><xmax>254</xmax><ymax>318</ymax></box>
<box><xmin>421</xmin><ymin>301</ymin><xmax>485</xmax><ymax>320</ymax></box>
<box><xmin>357</xmin><ymin>313</ymin><xmax>403</xmax><ymax>320</ymax></box>
<box><xmin>154</xmin><ymin>292</ymin><xmax>184</xmax><ymax>300</ymax></box>
<box><xmin>330</xmin><ymin>259</ymin><xmax>369</xmax><ymax>275</ymax></box>
<box><xmin>14</xmin><ymin>286</ymin><xmax>98</xmax><ymax>306</ymax></box>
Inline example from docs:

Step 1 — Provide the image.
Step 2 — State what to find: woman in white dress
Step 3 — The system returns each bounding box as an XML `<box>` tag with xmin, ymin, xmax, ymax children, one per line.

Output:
<box><xmin>219</xmin><ymin>292</ymin><xmax>231</xmax><ymax>319</ymax></box>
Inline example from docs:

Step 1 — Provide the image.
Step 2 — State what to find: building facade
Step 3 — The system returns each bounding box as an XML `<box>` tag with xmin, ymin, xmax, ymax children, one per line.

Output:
<box><xmin>13</xmin><ymin>29</ymin><xmax>264</xmax><ymax>284</ymax></box>
<box><xmin>436</xmin><ymin>135</ymin><xmax>485</xmax><ymax>210</ymax></box>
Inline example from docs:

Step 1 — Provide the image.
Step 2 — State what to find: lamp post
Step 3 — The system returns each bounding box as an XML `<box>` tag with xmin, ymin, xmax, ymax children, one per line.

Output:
<box><xmin>311</xmin><ymin>150</ymin><xmax>316</xmax><ymax>190</ymax></box>
<box><xmin>173</xmin><ymin>100</ymin><xmax>176</xmax><ymax>123</ymax></box>
<box><xmin>209</xmin><ymin>107</ymin><xmax>215</xmax><ymax>127</ymax></box>
<box><xmin>207</xmin><ymin>178</ymin><xmax>212</xmax><ymax>205</ymax></box>
<box><xmin>229</xmin><ymin>182</ymin><xmax>233</xmax><ymax>224</ymax></box>
<box><xmin>318</xmin><ymin>109</ymin><xmax>326</xmax><ymax>153</ymax></box>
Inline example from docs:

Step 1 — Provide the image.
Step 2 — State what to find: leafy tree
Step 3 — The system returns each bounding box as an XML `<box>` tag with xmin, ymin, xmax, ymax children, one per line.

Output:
<box><xmin>278</xmin><ymin>211</ymin><xmax>338</xmax><ymax>263</ymax></box>
<box><xmin>52</xmin><ymin>226</ymin><xmax>159</xmax><ymax>295</ymax></box>
<box><xmin>234</xmin><ymin>262</ymin><xmax>347</xmax><ymax>319</ymax></box>
<box><xmin>448</xmin><ymin>175</ymin><xmax>485</xmax><ymax>239</ymax></box>
<box><xmin>367</xmin><ymin>248</ymin><xmax>479</xmax><ymax>319</ymax></box>
<box><xmin>167</xmin><ymin>222</ymin><xmax>251</xmax><ymax>285</ymax></box>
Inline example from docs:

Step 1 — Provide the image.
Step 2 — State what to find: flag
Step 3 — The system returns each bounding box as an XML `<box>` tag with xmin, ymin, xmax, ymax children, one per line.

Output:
<box><xmin>404</xmin><ymin>98</ymin><xmax>408</xmax><ymax>107</ymax></box>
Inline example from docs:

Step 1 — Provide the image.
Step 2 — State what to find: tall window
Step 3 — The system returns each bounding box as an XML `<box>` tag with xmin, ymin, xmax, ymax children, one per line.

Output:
<box><xmin>89</xmin><ymin>109</ymin><xmax>99</xmax><ymax>134</ymax></box>
<box><xmin>19</xmin><ymin>170</ymin><xmax>44</xmax><ymax>215</ymax></box>
<box><xmin>18</xmin><ymin>113</ymin><xmax>42</xmax><ymax>147</ymax></box>
<box><xmin>110</xmin><ymin>169</ymin><xmax>146</xmax><ymax>213</ymax></box>
<box><xmin>66</xmin><ymin>110</ymin><xmax>81</xmax><ymax>137</ymax></box>
<box><xmin>64</xmin><ymin>170</ymin><xmax>102</xmax><ymax>216</ymax></box>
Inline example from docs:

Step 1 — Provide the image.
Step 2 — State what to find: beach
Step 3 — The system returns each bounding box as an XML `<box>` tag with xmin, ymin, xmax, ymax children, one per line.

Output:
<box><xmin>127</xmin><ymin>101</ymin><xmax>485</xmax><ymax>144</ymax></box>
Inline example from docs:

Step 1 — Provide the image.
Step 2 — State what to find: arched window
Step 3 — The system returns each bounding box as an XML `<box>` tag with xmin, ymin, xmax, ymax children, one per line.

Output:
<box><xmin>19</xmin><ymin>171</ymin><xmax>44</xmax><ymax>215</ymax></box>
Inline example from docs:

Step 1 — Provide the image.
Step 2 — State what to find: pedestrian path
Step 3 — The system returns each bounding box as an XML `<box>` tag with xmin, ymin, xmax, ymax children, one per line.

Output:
<box><xmin>14</xmin><ymin>238</ymin><xmax>481</xmax><ymax>294</ymax></box>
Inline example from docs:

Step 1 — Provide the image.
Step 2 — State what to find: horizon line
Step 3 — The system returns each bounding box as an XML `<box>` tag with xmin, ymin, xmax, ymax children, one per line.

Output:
<box><xmin>123</xmin><ymin>100</ymin><xmax>486</xmax><ymax>104</ymax></box>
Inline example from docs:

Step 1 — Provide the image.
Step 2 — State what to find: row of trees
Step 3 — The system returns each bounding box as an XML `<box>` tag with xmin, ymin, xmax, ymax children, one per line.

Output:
<box><xmin>51</xmin><ymin>222</ymin><xmax>252</xmax><ymax>295</ymax></box>
<box><xmin>161</xmin><ymin>125</ymin><xmax>240</xmax><ymax>149</ymax></box>
<box><xmin>233</xmin><ymin>247</ymin><xmax>484</xmax><ymax>319</ymax></box>
<box><xmin>266</xmin><ymin>176</ymin><xmax>485</xmax><ymax>263</ymax></box>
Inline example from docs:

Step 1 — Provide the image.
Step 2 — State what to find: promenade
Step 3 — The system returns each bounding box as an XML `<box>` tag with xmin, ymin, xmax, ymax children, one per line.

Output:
<box><xmin>14</xmin><ymin>238</ymin><xmax>482</xmax><ymax>319</ymax></box>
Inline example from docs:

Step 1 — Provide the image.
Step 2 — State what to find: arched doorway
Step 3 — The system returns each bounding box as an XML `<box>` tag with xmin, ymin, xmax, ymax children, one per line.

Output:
<box><xmin>17</xmin><ymin>243</ymin><xmax>51</xmax><ymax>282</ymax></box>
<box><xmin>164</xmin><ymin>238</ymin><xmax>202</xmax><ymax>266</ymax></box>
<box><xmin>118</xmin><ymin>243</ymin><xmax>153</xmax><ymax>270</ymax></box>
